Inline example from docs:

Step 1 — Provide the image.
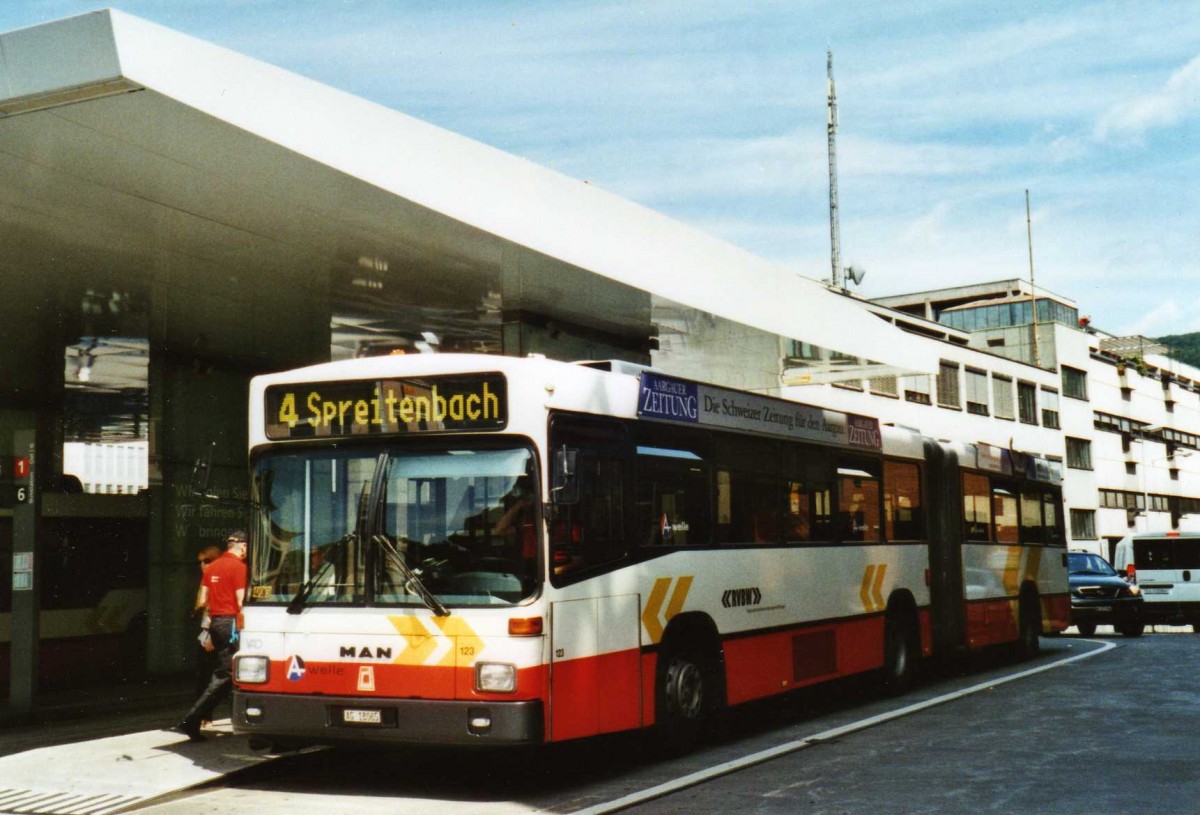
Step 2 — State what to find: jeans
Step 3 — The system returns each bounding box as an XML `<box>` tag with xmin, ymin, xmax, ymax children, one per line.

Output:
<box><xmin>183</xmin><ymin>615</ymin><xmax>238</xmax><ymax>726</ymax></box>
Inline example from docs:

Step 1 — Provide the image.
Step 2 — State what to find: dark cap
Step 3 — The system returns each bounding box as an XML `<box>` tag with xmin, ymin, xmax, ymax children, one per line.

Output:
<box><xmin>225</xmin><ymin>530</ymin><xmax>248</xmax><ymax>545</ymax></box>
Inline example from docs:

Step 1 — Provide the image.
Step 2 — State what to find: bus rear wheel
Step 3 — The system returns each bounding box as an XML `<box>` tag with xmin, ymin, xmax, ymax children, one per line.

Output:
<box><xmin>1016</xmin><ymin>593</ymin><xmax>1041</xmax><ymax>660</ymax></box>
<box><xmin>881</xmin><ymin>609</ymin><xmax>919</xmax><ymax>696</ymax></box>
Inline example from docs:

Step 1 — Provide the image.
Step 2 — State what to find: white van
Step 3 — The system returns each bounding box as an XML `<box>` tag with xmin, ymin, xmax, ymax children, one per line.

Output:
<box><xmin>1113</xmin><ymin>531</ymin><xmax>1200</xmax><ymax>629</ymax></box>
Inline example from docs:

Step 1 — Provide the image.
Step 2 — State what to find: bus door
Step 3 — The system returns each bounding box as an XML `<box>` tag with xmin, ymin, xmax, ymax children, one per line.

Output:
<box><xmin>545</xmin><ymin>413</ymin><xmax>639</xmax><ymax>741</ymax></box>
<box><xmin>923</xmin><ymin>440</ymin><xmax>967</xmax><ymax>654</ymax></box>
<box><xmin>549</xmin><ymin>595</ymin><xmax>642</xmax><ymax>741</ymax></box>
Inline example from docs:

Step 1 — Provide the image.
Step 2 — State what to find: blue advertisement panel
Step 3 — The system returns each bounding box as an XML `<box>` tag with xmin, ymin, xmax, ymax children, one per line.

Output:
<box><xmin>638</xmin><ymin>372</ymin><xmax>880</xmax><ymax>450</ymax></box>
<box><xmin>638</xmin><ymin>372</ymin><xmax>700</xmax><ymax>424</ymax></box>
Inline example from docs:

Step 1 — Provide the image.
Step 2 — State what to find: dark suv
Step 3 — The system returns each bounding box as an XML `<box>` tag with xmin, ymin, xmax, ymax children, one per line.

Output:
<box><xmin>1069</xmin><ymin>552</ymin><xmax>1144</xmax><ymax>637</ymax></box>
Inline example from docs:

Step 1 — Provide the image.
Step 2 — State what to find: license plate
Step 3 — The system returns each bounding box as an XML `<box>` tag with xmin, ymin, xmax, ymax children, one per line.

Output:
<box><xmin>342</xmin><ymin>708</ymin><xmax>383</xmax><ymax>725</ymax></box>
<box><xmin>1144</xmin><ymin>588</ymin><xmax>1169</xmax><ymax>595</ymax></box>
<box><xmin>1093</xmin><ymin>605</ymin><xmax>1112</xmax><ymax>612</ymax></box>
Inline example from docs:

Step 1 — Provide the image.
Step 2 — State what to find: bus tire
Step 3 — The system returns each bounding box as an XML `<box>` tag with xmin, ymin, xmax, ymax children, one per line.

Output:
<box><xmin>1118</xmin><ymin>623</ymin><xmax>1144</xmax><ymax>637</ymax></box>
<box><xmin>881</xmin><ymin>606</ymin><xmax>920</xmax><ymax>696</ymax></box>
<box><xmin>654</xmin><ymin>629</ymin><xmax>723</xmax><ymax>754</ymax></box>
<box><xmin>1075</xmin><ymin>622</ymin><xmax>1097</xmax><ymax>638</ymax></box>
<box><xmin>1016</xmin><ymin>590</ymin><xmax>1041</xmax><ymax>660</ymax></box>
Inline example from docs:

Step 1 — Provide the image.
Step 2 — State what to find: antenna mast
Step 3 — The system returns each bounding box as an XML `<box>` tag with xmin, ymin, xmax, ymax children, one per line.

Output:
<box><xmin>826</xmin><ymin>47</ymin><xmax>842</xmax><ymax>288</ymax></box>
<box><xmin>1026</xmin><ymin>189</ymin><xmax>1041</xmax><ymax>367</ymax></box>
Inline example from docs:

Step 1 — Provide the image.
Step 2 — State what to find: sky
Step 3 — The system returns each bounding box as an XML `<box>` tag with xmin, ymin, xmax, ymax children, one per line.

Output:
<box><xmin>2</xmin><ymin>1</ymin><xmax>1198</xmax><ymax>337</ymax></box>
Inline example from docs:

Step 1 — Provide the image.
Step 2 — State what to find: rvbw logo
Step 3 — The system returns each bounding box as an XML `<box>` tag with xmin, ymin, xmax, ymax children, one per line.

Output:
<box><xmin>286</xmin><ymin>655</ymin><xmax>306</xmax><ymax>681</ymax></box>
<box><xmin>722</xmin><ymin>587</ymin><xmax>762</xmax><ymax>608</ymax></box>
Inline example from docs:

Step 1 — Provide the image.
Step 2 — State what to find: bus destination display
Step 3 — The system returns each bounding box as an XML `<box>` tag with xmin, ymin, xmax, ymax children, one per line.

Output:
<box><xmin>264</xmin><ymin>374</ymin><xmax>507</xmax><ymax>439</ymax></box>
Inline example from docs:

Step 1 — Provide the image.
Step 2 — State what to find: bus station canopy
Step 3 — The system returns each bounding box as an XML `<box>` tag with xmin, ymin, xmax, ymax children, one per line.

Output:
<box><xmin>0</xmin><ymin>9</ymin><xmax>940</xmax><ymax>388</ymax></box>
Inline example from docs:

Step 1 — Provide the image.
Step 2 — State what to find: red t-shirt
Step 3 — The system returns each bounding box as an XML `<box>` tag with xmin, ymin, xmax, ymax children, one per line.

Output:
<box><xmin>203</xmin><ymin>551</ymin><xmax>248</xmax><ymax>617</ymax></box>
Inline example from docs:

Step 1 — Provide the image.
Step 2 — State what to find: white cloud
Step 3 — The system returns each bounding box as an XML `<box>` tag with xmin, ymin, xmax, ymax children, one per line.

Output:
<box><xmin>1095</xmin><ymin>53</ymin><xmax>1200</xmax><ymax>142</ymax></box>
<box><xmin>1118</xmin><ymin>300</ymin><xmax>1185</xmax><ymax>337</ymax></box>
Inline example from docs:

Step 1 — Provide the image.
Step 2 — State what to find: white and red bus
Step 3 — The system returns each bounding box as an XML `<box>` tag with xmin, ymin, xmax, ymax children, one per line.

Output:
<box><xmin>230</xmin><ymin>354</ymin><xmax>1068</xmax><ymax>749</ymax></box>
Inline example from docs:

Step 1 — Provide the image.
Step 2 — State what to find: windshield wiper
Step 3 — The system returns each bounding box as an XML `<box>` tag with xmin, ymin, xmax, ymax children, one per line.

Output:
<box><xmin>286</xmin><ymin>533</ymin><xmax>351</xmax><ymax>615</ymax></box>
<box><xmin>373</xmin><ymin>533</ymin><xmax>449</xmax><ymax>617</ymax></box>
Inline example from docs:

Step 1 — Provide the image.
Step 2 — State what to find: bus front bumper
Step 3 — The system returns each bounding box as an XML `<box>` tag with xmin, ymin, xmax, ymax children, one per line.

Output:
<box><xmin>232</xmin><ymin>690</ymin><xmax>544</xmax><ymax>747</ymax></box>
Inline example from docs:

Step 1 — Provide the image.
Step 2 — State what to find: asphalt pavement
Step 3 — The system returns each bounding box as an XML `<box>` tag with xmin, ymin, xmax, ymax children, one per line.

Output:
<box><xmin>0</xmin><ymin>675</ymin><xmax>199</xmax><ymax>757</ymax></box>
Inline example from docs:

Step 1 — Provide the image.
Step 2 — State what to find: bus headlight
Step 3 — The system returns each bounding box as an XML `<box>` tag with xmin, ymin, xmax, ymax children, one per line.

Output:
<box><xmin>235</xmin><ymin>656</ymin><xmax>270</xmax><ymax>684</ymax></box>
<box><xmin>475</xmin><ymin>662</ymin><xmax>517</xmax><ymax>693</ymax></box>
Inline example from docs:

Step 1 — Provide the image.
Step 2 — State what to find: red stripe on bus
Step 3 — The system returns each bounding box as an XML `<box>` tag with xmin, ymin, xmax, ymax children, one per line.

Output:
<box><xmin>247</xmin><ymin>660</ymin><xmax>546</xmax><ymax>702</ymax></box>
<box><xmin>723</xmin><ymin>616</ymin><xmax>886</xmax><ymax>705</ymax></box>
<box><xmin>965</xmin><ymin>592</ymin><xmax>1071</xmax><ymax>648</ymax></box>
<box><xmin>549</xmin><ymin>648</ymin><xmax>641</xmax><ymax>741</ymax></box>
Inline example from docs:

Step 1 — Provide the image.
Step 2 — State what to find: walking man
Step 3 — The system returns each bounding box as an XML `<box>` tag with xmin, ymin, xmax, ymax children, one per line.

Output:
<box><xmin>176</xmin><ymin>530</ymin><xmax>248</xmax><ymax>741</ymax></box>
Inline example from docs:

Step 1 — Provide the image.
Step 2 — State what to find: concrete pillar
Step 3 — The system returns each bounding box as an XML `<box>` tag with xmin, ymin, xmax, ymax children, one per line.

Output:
<box><xmin>146</xmin><ymin>350</ymin><xmax>253</xmax><ymax>674</ymax></box>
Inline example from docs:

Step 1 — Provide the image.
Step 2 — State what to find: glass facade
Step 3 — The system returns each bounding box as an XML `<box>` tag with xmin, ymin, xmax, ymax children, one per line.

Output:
<box><xmin>938</xmin><ymin>298</ymin><xmax>1078</xmax><ymax>332</ymax></box>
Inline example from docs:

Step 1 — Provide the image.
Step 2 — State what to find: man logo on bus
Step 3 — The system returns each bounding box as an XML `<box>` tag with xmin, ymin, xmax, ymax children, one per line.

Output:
<box><xmin>287</xmin><ymin>655</ymin><xmax>306</xmax><ymax>682</ymax></box>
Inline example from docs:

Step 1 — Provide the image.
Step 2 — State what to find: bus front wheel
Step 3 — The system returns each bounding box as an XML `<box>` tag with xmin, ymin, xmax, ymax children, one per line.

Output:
<box><xmin>654</xmin><ymin>637</ymin><xmax>722</xmax><ymax>754</ymax></box>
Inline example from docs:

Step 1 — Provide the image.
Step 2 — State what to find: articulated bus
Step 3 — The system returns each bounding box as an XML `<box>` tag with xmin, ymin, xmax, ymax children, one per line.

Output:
<box><xmin>230</xmin><ymin>354</ymin><xmax>1068</xmax><ymax>749</ymax></box>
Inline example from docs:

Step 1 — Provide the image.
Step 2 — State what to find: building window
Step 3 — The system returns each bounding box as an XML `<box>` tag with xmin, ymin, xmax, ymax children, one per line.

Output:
<box><xmin>1066</xmin><ymin>438</ymin><xmax>1092</xmax><ymax>470</ymax></box>
<box><xmin>903</xmin><ymin>374</ymin><xmax>932</xmax><ymax>405</ymax></box>
<box><xmin>1070</xmin><ymin>509</ymin><xmax>1097</xmax><ymax>540</ymax></box>
<box><xmin>869</xmin><ymin>376</ymin><xmax>898</xmax><ymax>397</ymax></box>
<box><xmin>1041</xmin><ymin>387</ymin><xmax>1060</xmax><ymax>429</ymax></box>
<box><xmin>1126</xmin><ymin>461</ymin><xmax>1137</xmax><ymax>475</ymax></box>
<box><xmin>937</xmin><ymin>361</ymin><xmax>961</xmax><ymax>409</ymax></box>
<box><xmin>1018</xmin><ymin>381</ymin><xmax>1038</xmax><ymax>424</ymax></box>
<box><xmin>993</xmin><ymin>375</ymin><xmax>1014</xmax><ymax>420</ymax></box>
<box><xmin>1100</xmin><ymin>489</ymin><xmax>1144</xmax><ymax>511</ymax></box>
<box><xmin>966</xmin><ymin>368</ymin><xmax>989</xmax><ymax>416</ymax></box>
<box><xmin>1062</xmin><ymin>366</ymin><xmax>1088</xmax><ymax>401</ymax></box>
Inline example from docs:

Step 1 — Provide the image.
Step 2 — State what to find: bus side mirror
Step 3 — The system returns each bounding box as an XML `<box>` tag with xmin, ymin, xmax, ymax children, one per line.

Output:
<box><xmin>550</xmin><ymin>447</ymin><xmax>579</xmax><ymax>505</ymax></box>
<box><xmin>190</xmin><ymin>441</ymin><xmax>217</xmax><ymax>499</ymax></box>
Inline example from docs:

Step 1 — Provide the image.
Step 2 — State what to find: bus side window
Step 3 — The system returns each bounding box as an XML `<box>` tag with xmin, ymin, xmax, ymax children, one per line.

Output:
<box><xmin>962</xmin><ymin>473</ymin><xmax>991</xmax><ymax>541</ymax></box>
<box><xmin>635</xmin><ymin>447</ymin><xmax>710</xmax><ymax>548</ymax></box>
<box><xmin>884</xmin><ymin>460</ymin><xmax>924</xmax><ymax>541</ymax></box>
<box><xmin>713</xmin><ymin>434</ymin><xmax>779</xmax><ymax>544</ymax></box>
<box><xmin>1019</xmin><ymin>488</ymin><xmax>1045</xmax><ymax>544</ymax></box>
<box><xmin>836</xmin><ymin>458</ymin><xmax>881</xmax><ymax>543</ymax></box>
<box><xmin>1042</xmin><ymin>490</ymin><xmax>1064</xmax><ymax>546</ymax></box>
<box><xmin>784</xmin><ymin>446</ymin><xmax>833</xmax><ymax>543</ymax></box>
<box><xmin>551</xmin><ymin>455</ymin><xmax>625</xmax><ymax>575</ymax></box>
<box><xmin>992</xmin><ymin>482</ymin><xmax>1019</xmax><ymax>543</ymax></box>
<box><xmin>548</xmin><ymin>414</ymin><xmax>632</xmax><ymax>579</ymax></box>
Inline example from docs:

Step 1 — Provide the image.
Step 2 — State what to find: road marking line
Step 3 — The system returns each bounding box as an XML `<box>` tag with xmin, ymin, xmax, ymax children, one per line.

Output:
<box><xmin>569</xmin><ymin>641</ymin><xmax>1117</xmax><ymax>815</ymax></box>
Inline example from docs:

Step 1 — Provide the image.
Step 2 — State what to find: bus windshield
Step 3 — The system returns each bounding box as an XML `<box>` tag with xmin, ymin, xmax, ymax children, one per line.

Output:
<box><xmin>248</xmin><ymin>444</ymin><xmax>539</xmax><ymax>608</ymax></box>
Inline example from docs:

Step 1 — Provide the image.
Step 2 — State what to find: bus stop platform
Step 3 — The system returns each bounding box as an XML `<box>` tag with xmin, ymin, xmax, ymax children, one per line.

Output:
<box><xmin>0</xmin><ymin>722</ymin><xmax>272</xmax><ymax>815</ymax></box>
<box><xmin>1</xmin><ymin>678</ymin><xmax>274</xmax><ymax>814</ymax></box>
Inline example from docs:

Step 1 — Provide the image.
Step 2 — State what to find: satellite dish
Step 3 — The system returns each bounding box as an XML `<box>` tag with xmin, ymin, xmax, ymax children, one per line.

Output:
<box><xmin>845</xmin><ymin>265</ymin><xmax>866</xmax><ymax>286</ymax></box>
